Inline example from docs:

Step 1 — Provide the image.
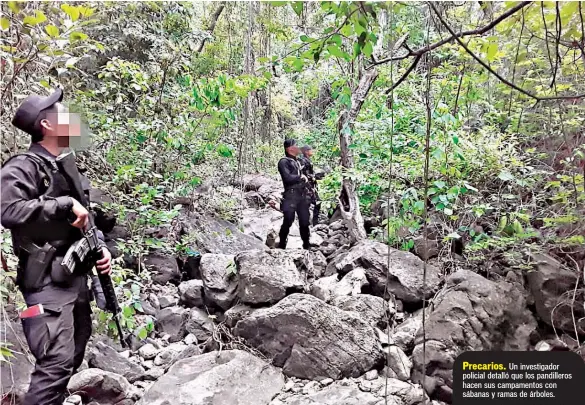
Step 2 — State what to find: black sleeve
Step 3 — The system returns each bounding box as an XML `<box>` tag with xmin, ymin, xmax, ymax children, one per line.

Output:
<box><xmin>278</xmin><ymin>158</ymin><xmax>302</xmax><ymax>187</ymax></box>
<box><xmin>0</xmin><ymin>158</ymin><xmax>73</xmax><ymax>229</ymax></box>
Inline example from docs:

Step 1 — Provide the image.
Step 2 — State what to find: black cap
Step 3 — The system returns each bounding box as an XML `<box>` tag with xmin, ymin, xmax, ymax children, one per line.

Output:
<box><xmin>284</xmin><ymin>139</ymin><xmax>297</xmax><ymax>149</ymax></box>
<box><xmin>301</xmin><ymin>145</ymin><xmax>312</xmax><ymax>153</ymax></box>
<box><xmin>11</xmin><ymin>88</ymin><xmax>64</xmax><ymax>136</ymax></box>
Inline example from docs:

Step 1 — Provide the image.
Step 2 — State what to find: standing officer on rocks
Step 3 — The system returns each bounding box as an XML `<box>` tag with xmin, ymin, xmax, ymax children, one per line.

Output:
<box><xmin>277</xmin><ymin>139</ymin><xmax>311</xmax><ymax>250</ymax></box>
<box><xmin>0</xmin><ymin>88</ymin><xmax>112</xmax><ymax>405</ymax></box>
<box><xmin>299</xmin><ymin>145</ymin><xmax>322</xmax><ymax>227</ymax></box>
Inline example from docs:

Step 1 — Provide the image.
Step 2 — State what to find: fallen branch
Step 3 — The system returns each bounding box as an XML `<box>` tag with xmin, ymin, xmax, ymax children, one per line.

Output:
<box><xmin>196</xmin><ymin>1</ymin><xmax>227</xmax><ymax>54</ymax></box>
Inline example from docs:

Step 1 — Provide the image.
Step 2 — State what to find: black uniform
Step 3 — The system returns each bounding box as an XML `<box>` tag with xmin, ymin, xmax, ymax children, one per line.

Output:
<box><xmin>277</xmin><ymin>154</ymin><xmax>310</xmax><ymax>249</ymax></box>
<box><xmin>299</xmin><ymin>154</ymin><xmax>321</xmax><ymax>226</ymax></box>
<box><xmin>1</xmin><ymin>143</ymin><xmax>106</xmax><ymax>405</ymax></box>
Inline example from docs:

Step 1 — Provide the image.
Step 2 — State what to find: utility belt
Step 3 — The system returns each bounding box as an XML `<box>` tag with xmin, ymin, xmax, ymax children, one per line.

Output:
<box><xmin>17</xmin><ymin>237</ymin><xmax>95</xmax><ymax>293</ymax></box>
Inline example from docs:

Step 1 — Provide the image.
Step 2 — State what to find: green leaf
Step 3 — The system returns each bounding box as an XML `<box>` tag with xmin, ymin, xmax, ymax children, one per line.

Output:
<box><xmin>331</xmin><ymin>34</ymin><xmax>342</xmax><ymax>46</ymax></box>
<box><xmin>292</xmin><ymin>58</ymin><xmax>304</xmax><ymax>71</ymax></box>
<box><xmin>7</xmin><ymin>1</ymin><xmax>20</xmax><ymax>13</ymax></box>
<box><xmin>300</xmin><ymin>34</ymin><xmax>310</xmax><ymax>42</ymax></box>
<box><xmin>61</xmin><ymin>4</ymin><xmax>81</xmax><ymax>21</ymax></box>
<box><xmin>69</xmin><ymin>31</ymin><xmax>88</xmax><ymax>42</ymax></box>
<box><xmin>327</xmin><ymin>44</ymin><xmax>345</xmax><ymax>58</ymax></box>
<box><xmin>353</xmin><ymin>42</ymin><xmax>361</xmax><ymax>58</ymax></box>
<box><xmin>39</xmin><ymin>80</ymin><xmax>50</xmax><ymax>88</ymax></box>
<box><xmin>122</xmin><ymin>306</ymin><xmax>135</xmax><ymax>318</ymax></box>
<box><xmin>362</xmin><ymin>41</ymin><xmax>373</xmax><ymax>58</ymax></box>
<box><xmin>498</xmin><ymin>171</ymin><xmax>515</xmax><ymax>181</ymax></box>
<box><xmin>137</xmin><ymin>327</ymin><xmax>148</xmax><ymax>340</ymax></box>
<box><xmin>23</xmin><ymin>11</ymin><xmax>47</xmax><ymax>26</ymax></box>
<box><xmin>452</xmin><ymin>135</ymin><xmax>459</xmax><ymax>145</ymax></box>
<box><xmin>487</xmin><ymin>43</ymin><xmax>498</xmax><ymax>62</ymax></box>
<box><xmin>45</xmin><ymin>25</ymin><xmax>59</xmax><ymax>37</ymax></box>
<box><xmin>217</xmin><ymin>144</ymin><xmax>233</xmax><ymax>158</ymax></box>
<box><xmin>1</xmin><ymin>17</ymin><xmax>10</xmax><ymax>31</ymax></box>
<box><xmin>269</xmin><ymin>1</ymin><xmax>288</xmax><ymax>6</ymax></box>
<box><xmin>291</xmin><ymin>1</ymin><xmax>303</xmax><ymax>17</ymax></box>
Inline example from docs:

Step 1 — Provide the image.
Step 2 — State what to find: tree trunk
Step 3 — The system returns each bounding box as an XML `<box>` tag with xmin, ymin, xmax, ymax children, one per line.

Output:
<box><xmin>337</xmin><ymin>68</ymin><xmax>378</xmax><ymax>244</ymax></box>
<box><xmin>196</xmin><ymin>2</ymin><xmax>227</xmax><ymax>54</ymax></box>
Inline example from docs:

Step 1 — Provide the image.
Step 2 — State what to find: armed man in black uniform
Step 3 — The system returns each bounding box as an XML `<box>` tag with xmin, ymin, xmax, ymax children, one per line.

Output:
<box><xmin>299</xmin><ymin>145</ymin><xmax>322</xmax><ymax>227</ymax></box>
<box><xmin>0</xmin><ymin>88</ymin><xmax>112</xmax><ymax>405</ymax></box>
<box><xmin>277</xmin><ymin>139</ymin><xmax>311</xmax><ymax>250</ymax></box>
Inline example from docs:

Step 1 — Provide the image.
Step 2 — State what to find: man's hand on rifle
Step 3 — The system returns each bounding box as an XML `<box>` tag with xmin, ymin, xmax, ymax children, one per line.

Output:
<box><xmin>96</xmin><ymin>247</ymin><xmax>112</xmax><ymax>275</ymax></box>
<box><xmin>70</xmin><ymin>198</ymin><xmax>89</xmax><ymax>229</ymax></box>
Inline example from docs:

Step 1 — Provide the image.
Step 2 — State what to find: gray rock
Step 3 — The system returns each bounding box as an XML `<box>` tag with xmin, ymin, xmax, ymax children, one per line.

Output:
<box><xmin>413</xmin><ymin>236</ymin><xmax>440</xmax><ymax>260</ymax></box>
<box><xmin>184</xmin><ymin>308</ymin><xmax>214</xmax><ymax>342</ymax></box>
<box><xmin>364</xmin><ymin>369</ymin><xmax>378</xmax><ymax>381</ymax></box>
<box><xmin>326</xmin><ymin>240</ymin><xmax>442</xmax><ymax>303</ymax></box>
<box><xmin>334</xmin><ymin>268</ymin><xmax>369</xmax><ymax>296</ymax></box>
<box><xmin>138</xmin><ymin>343</ymin><xmax>160</xmax><ymax>360</ymax></box>
<box><xmin>144</xmin><ymin>368</ymin><xmax>164</xmax><ymax>381</ymax></box>
<box><xmin>143</xmin><ymin>252</ymin><xmax>181</xmax><ymax>285</ymax></box>
<box><xmin>234</xmin><ymin>294</ymin><xmax>383</xmax><ymax>380</ymax></box>
<box><xmin>200</xmin><ymin>254</ymin><xmax>238</xmax><ymax>310</ymax></box>
<box><xmin>310</xmin><ymin>274</ymin><xmax>339</xmax><ymax>302</ymax></box>
<box><xmin>180</xmin><ymin>213</ymin><xmax>266</xmax><ymax>255</ymax></box>
<box><xmin>331</xmin><ymin>294</ymin><xmax>392</xmax><ymax>329</ymax></box>
<box><xmin>225</xmin><ymin>304</ymin><xmax>257</xmax><ymax>328</ymax></box>
<box><xmin>236</xmin><ymin>249</ymin><xmax>305</xmax><ymax>305</ymax></box>
<box><xmin>385</xmin><ymin>345</ymin><xmax>412</xmax><ymax>381</ymax></box>
<box><xmin>64</xmin><ymin>394</ymin><xmax>82</xmax><ymax>404</ymax></box>
<box><xmin>391</xmin><ymin>311</ymin><xmax>423</xmax><ymax>354</ymax></box>
<box><xmin>526</xmin><ymin>253</ymin><xmax>585</xmax><ymax>334</ymax></box>
<box><xmin>158</xmin><ymin>295</ymin><xmax>177</xmax><ymax>309</ymax></box>
<box><xmin>67</xmin><ymin>369</ymin><xmax>132</xmax><ymax>404</ymax></box>
<box><xmin>156</xmin><ymin>306</ymin><xmax>189</xmax><ymax>343</ymax></box>
<box><xmin>283</xmin><ymin>381</ymin><xmax>382</xmax><ymax>405</ymax></box>
<box><xmin>184</xmin><ymin>333</ymin><xmax>197</xmax><ymax>345</ymax></box>
<box><xmin>137</xmin><ymin>350</ymin><xmax>284</xmax><ymax>405</ymax></box>
<box><xmin>165</xmin><ymin>344</ymin><xmax>201</xmax><ymax>370</ymax></box>
<box><xmin>411</xmin><ymin>270</ymin><xmax>537</xmax><ymax>402</ymax></box>
<box><xmin>0</xmin><ymin>320</ymin><xmax>33</xmax><ymax>403</ymax></box>
<box><xmin>178</xmin><ymin>279</ymin><xmax>205</xmax><ymax>308</ymax></box>
<box><xmin>87</xmin><ymin>342</ymin><xmax>145</xmax><ymax>383</ymax></box>
<box><xmin>311</xmin><ymin>251</ymin><xmax>328</xmax><ymax>278</ymax></box>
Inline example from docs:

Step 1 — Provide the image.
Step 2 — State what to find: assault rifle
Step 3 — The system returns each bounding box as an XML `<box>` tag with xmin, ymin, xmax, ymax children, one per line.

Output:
<box><xmin>56</xmin><ymin>151</ymin><xmax>127</xmax><ymax>347</ymax></box>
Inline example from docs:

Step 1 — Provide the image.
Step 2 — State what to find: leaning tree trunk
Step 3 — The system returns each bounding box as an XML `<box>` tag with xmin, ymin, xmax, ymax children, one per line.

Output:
<box><xmin>337</xmin><ymin>68</ymin><xmax>378</xmax><ymax>244</ymax></box>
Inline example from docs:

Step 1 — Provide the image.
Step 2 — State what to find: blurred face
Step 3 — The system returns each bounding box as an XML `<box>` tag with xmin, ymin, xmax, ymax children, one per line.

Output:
<box><xmin>287</xmin><ymin>144</ymin><xmax>301</xmax><ymax>156</ymax></box>
<box><xmin>305</xmin><ymin>149</ymin><xmax>314</xmax><ymax>158</ymax></box>
<box><xmin>41</xmin><ymin>103</ymin><xmax>82</xmax><ymax>147</ymax></box>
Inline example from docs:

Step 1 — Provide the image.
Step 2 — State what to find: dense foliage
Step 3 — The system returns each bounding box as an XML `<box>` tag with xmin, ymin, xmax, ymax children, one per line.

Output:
<box><xmin>1</xmin><ymin>1</ymin><xmax>584</xmax><ymax>341</ymax></box>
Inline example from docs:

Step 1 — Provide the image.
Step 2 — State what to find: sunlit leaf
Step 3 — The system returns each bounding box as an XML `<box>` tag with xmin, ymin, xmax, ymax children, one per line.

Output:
<box><xmin>45</xmin><ymin>25</ymin><xmax>59</xmax><ymax>37</ymax></box>
<box><xmin>291</xmin><ymin>1</ymin><xmax>303</xmax><ymax>17</ymax></box>
<box><xmin>1</xmin><ymin>17</ymin><xmax>10</xmax><ymax>31</ymax></box>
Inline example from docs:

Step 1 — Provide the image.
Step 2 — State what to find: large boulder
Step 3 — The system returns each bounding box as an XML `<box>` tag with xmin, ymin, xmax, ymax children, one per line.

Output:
<box><xmin>236</xmin><ymin>250</ymin><xmax>306</xmax><ymax>305</ymax></box>
<box><xmin>137</xmin><ymin>350</ymin><xmax>285</xmax><ymax>405</ymax></box>
<box><xmin>87</xmin><ymin>342</ymin><xmax>145</xmax><ymax>383</ymax></box>
<box><xmin>0</xmin><ymin>320</ymin><xmax>33</xmax><ymax>403</ymax></box>
<box><xmin>180</xmin><ymin>213</ymin><xmax>266</xmax><ymax>255</ymax></box>
<box><xmin>391</xmin><ymin>311</ymin><xmax>423</xmax><ymax>354</ymax></box>
<box><xmin>200</xmin><ymin>254</ymin><xmax>238</xmax><ymax>310</ymax></box>
<box><xmin>526</xmin><ymin>253</ymin><xmax>585</xmax><ymax>335</ymax></box>
<box><xmin>234</xmin><ymin>294</ymin><xmax>383</xmax><ymax>380</ymax></box>
<box><xmin>67</xmin><ymin>369</ymin><xmax>134</xmax><ymax>405</ymax></box>
<box><xmin>143</xmin><ymin>252</ymin><xmax>181</xmax><ymax>286</ymax></box>
<box><xmin>326</xmin><ymin>240</ymin><xmax>441</xmax><ymax>303</ymax></box>
<box><xmin>282</xmin><ymin>382</ymin><xmax>382</xmax><ymax>405</ymax></box>
<box><xmin>331</xmin><ymin>294</ymin><xmax>392</xmax><ymax>329</ymax></box>
<box><xmin>411</xmin><ymin>270</ymin><xmax>537</xmax><ymax>402</ymax></box>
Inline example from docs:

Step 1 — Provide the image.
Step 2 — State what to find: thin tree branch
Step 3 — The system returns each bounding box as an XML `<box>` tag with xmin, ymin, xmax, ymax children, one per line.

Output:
<box><xmin>430</xmin><ymin>2</ymin><xmax>585</xmax><ymax>101</ymax></box>
<box><xmin>384</xmin><ymin>54</ymin><xmax>422</xmax><ymax>94</ymax></box>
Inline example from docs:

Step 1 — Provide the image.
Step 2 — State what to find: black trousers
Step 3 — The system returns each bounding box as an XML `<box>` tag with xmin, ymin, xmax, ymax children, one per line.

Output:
<box><xmin>21</xmin><ymin>278</ymin><xmax>92</xmax><ymax>405</ymax></box>
<box><xmin>279</xmin><ymin>189</ymin><xmax>311</xmax><ymax>248</ymax></box>
<box><xmin>310</xmin><ymin>192</ymin><xmax>321</xmax><ymax>227</ymax></box>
